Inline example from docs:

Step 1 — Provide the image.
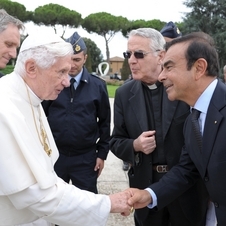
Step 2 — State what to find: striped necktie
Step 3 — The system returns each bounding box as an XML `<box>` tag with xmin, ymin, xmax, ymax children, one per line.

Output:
<box><xmin>191</xmin><ymin>108</ymin><xmax>202</xmax><ymax>151</ymax></box>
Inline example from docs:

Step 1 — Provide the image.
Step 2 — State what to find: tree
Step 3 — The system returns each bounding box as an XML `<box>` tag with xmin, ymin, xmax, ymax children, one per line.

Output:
<box><xmin>83</xmin><ymin>37</ymin><xmax>103</xmax><ymax>73</ymax></box>
<box><xmin>33</xmin><ymin>4</ymin><xmax>82</xmax><ymax>38</ymax></box>
<box><xmin>182</xmin><ymin>0</ymin><xmax>226</xmax><ymax>71</ymax></box>
<box><xmin>121</xmin><ymin>19</ymin><xmax>166</xmax><ymax>37</ymax></box>
<box><xmin>82</xmin><ymin>12</ymin><xmax>129</xmax><ymax>62</ymax></box>
<box><xmin>121</xmin><ymin>58</ymin><xmax>131</xmax><ymax>81</ymax></box>
<box><xmin>0</xmin><ymin>0</ymin><xmax>32</xmax><ymax>22</ymax></box>
<box><xmin>84</xmin><ymin>47</ymin><xmax>92</xmax><ymax>73</ymax></box>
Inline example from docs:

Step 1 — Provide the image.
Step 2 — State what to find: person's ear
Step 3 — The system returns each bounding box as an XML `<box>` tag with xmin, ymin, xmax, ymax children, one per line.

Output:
<box><xmin>25</xmin><ymin>59</ymin><xmax>37</xmax><ymax>78</ymax></box>
<box><xmin>83</xmin><ymin>54</ymin><xmax>88</xmax><ymax>64</ymax></box>
<box><xmin>158</xmin><ymin>50</ymin><xmax>166</xmax><ymax>65</ymax></box>
<box><xmin>194</xmin><ymin>58</ymin><xmax>207</xmax><ymax>80</ymax></box>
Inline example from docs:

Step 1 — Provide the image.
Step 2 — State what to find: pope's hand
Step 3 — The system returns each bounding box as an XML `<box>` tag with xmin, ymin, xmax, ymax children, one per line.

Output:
<box><xmin>109</xmin><ymin>190</ymin><xmax>133</xmax><ymax>216</ymax></box>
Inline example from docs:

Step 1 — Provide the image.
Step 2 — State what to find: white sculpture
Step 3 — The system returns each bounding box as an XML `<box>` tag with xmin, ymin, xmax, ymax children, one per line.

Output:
<box><xmin>98</xmin><ymin>62</ymin><xmax>109</xmax><ymax>76</ymax></box>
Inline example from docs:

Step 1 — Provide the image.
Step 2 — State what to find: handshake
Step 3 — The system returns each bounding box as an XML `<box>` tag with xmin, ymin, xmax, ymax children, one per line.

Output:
<box><xmin>109</xmin><ymin>188</ymin><xmax>152</xmax><ymax>216</ymax></box>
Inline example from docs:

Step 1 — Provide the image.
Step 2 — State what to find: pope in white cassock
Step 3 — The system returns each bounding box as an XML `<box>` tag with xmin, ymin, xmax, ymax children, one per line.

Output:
<box><xmin>0</xmin><ymin>34</ymin><xmax>132</xmax><ymax>226</ymax></box>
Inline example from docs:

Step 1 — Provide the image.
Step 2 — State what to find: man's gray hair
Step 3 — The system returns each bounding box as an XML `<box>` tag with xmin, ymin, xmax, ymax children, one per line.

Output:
<box><xmin>0</xmin><ymin>9</ymin><xmax>24</xmax><ymax>33</ymax></box>
<box><xmin>129</xmin><ymin>28</ymin><xmax>165</xmax><ymax>53</ymax></box>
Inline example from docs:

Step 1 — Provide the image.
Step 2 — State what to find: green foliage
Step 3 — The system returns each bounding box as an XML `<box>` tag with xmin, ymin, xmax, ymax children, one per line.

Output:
<box><xmin>33</xmin><ymin>4</ymin><xmax>82</xmax><ymax>37</ymax></box>
<box><xmin>175</xmin><ymin>21</ymin><xmax>184</xmax><ymax>35</ymax></box>
<box><xmin>121</xmin><ymin>58</ymin><xmax>131</xmax><ymax>80</ymax></box>
<box><xmin>82</xmin><ymin>12</ymin><xmax>129</xmax><ymax>61</ymax></box>
<box><xmin>82</xmin><ymin>12</ymin><xmax>127</xmax><ymax>35</ymax></box>
<box><xmin>0</xmin><ymin>65</ymin><xmax>14</xmax><ymax>75</ymax></box>
<box><xmin>107</xmin><ymin>84</ymin><xmax>120</xmax><ymax>98</ymax></box>
<box><xmin>121</xmin><ymin>19</ymin><xmax>166</xmax><ymax>37</ymax></box>
<box><xmin>85</xmin><ymin>47</ymin><xmax>92</xmax><ymax>72</ymax></box>
<box><xmin>0</xmin><ymin>0</ymin><xmax>31</xmax><ymax>21</ymax></box>
<box><xmin>182</xmin><ymin>0</ymin><xmax>226</xmax><ymax>68</ymax></box>
<box><xmin>105</xmin><ymin>79</ymin><xmax>124</xmax><ymax>86</ymax></box>
<box><xmin>145</xmin><ymin>19</ymin><xmax>166</xmax><ymax>31</ymax></box>
<box><xmin>83</xmin><ymin>37</ymin><xmax>103</xmax><ymax>72</ymax></box>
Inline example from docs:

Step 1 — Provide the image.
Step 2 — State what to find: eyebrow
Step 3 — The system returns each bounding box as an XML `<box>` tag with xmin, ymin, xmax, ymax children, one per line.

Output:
<box><xmin>163</xmin><ymin>60</ymin><xmax>175</xmax><ymax>68</ymax></box>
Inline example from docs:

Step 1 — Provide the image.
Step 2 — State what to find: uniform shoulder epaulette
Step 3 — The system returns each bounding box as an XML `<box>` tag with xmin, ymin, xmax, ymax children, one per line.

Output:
<box><xmin>90</xmin><ymin>73</ymin><xmax>106</xmax><ymax>83</ymax></box>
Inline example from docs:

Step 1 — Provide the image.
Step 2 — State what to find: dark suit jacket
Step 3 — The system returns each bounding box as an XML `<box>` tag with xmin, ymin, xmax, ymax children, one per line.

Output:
<box><xmin>151</xmin><ymin>80</ymin><xmax>226</xmax><ymax>224</ymax></box>
<box><xmin>110</xmin><ymin>79</ymin><xmax>208</xmax><ymax>223</ymax></box>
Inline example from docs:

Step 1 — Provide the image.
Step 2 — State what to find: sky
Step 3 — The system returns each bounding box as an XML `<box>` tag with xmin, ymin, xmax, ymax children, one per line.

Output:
<box><xmin>15</xmin><ymin>0</ymin><xmax>190</xmax><ymax>59</ymax></box>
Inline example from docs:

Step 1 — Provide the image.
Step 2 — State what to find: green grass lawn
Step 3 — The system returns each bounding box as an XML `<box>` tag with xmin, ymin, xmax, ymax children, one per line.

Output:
<box><xmin>107</xmin><ymin>85</ymin><xmax>119</xmax><ymax>98</ymax></box>
<box><xmin>0</xmin><ymin>65</ymin><xmax>14</xmax><ymax>75</ymax></box>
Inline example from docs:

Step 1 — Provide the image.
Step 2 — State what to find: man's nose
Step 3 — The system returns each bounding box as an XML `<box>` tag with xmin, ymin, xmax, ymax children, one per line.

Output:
<box><xmin>62</xmin><ymin>77</ymin><xmax>70</xmax><ymax>87</ymax></box>
<box><xmin>158</xmin><ymin>70</ymin><xmax>165</xmax><ymax>82</ymax></box>
<box><xmin>9</xmin><ymin>47</ymin><xmax>17</xmax><ymax>59</ymax></box>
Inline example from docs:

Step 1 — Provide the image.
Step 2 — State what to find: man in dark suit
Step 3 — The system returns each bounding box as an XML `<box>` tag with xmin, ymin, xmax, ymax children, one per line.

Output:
<box><xmin>121</xmin><ymin>22</ymin><xmax>182</xmax><ymax>172</ymax></box>
<box><xmin>110</xmin><ymin>28</ymin><xmax>208</xmax><ymax>226</ymax></box>
<box><xmin>126</xmin><ymin>32</ymin><xmax>223</xmax><ymax>225</ymax></box>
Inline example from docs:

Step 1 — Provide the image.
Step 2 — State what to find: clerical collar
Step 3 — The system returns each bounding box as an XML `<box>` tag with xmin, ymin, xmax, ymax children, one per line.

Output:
<box><xmin>147</xmin><ymin>84</ymin><xmax>157</xmax><ymax>90</ymax></box>
<box><xmin>143</xmin><ymin>81</ymin><xmax>162</xmax><ymax>90</ymax></box>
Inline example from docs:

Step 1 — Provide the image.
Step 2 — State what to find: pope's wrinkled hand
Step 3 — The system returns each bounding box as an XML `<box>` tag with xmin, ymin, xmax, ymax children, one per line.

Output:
<box><xmin>109</xmin><ymin>190</ymin><xmax>133</xmax><ymax>216</ymax></box>
<box><xmin>126</xmin><ymin>188</ymin><xmax>153</xmax><ymax>209</ymax></box>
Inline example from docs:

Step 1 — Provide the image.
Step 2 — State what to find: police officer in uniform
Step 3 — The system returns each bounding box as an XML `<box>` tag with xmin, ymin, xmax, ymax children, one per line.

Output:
<box><xmin>160</xmin><ymin>21</ymin><xmax>182</xmax><ymax>42</ymax></box>
<box><xmin>42</xmin><ymin>32</ymin><xmax>111</xmax><ymax>194</ymax></box>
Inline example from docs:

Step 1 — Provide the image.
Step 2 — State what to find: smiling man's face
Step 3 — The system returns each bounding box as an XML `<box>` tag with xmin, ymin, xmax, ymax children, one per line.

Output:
<box><xmin>158</xmin><ymin>42</ymin><xmax>195</xmax><ymax>104</ymax></box>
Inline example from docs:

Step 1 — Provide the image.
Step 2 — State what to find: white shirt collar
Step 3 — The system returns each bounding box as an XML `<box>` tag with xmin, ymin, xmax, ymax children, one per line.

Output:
<box><xmin>193</xmin><ymin>79</ymin><xmax>217</xmax><ymax>114</ymax></box>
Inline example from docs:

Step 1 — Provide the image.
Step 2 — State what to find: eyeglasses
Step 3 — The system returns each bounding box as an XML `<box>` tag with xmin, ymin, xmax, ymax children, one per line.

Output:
<box><xmin>123</xmin><ymin>50</ymin><xmax>160</xmax><ymax>59</ymax></box>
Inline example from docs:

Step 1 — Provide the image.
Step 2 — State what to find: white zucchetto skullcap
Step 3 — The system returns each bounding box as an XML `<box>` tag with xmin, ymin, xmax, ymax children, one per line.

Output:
<box><xmin>20</xmin><ymin>33</ymin><xmax>65</xmax><ymax>53</ymax></box>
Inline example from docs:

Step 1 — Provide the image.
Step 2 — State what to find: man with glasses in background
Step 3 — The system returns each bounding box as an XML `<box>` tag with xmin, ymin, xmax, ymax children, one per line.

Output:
<box><xmin>110</xmin><ymin>28</ymin><xmax>208</xmax><ymax>226</ymax></box>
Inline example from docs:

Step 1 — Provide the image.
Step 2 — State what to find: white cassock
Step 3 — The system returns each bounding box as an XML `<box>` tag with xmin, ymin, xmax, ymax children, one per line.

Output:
<box><xmin>0</xmin><ymin>72</ymin><xmax>111</xmax><ymax>226</ymax></box>
<box><xmin>16</xmin><ymin>218</ymin><xmax>53</xmax><ymax>226</ymax></box>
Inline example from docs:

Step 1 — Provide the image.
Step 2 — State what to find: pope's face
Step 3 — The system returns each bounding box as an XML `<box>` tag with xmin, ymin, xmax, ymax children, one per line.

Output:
<box><xmin>0</xmin><ymin>24</ymin><xmax>21</xmax><ymax>69</ymax></box>
<box><xmin>35</xmin><ymin>55</ymin><xmax>72</xmax><ymax>100</ymax></box>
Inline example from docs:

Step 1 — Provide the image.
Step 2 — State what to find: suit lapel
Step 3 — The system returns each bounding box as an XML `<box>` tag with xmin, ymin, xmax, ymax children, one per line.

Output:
<box><xmin>162</xmin><ymin>90</ymin><xmax>178</xmax><ymax>139</ymax></box>
<box><xmin>202</xmin><ymin>107</ymin><xmax>222</xmax><ymax>168</ymax></box>
<box><xmin>129</xmin><ymin>82</ymin><xmax>178</xmax><ymax>137</ymax></box>
<box><xmin>202</xmin><ymin>81</ymin><xmax>226</xmax><ymax>168</ymax></box>
<box><xmin>129</xmin><ymin>82</ymin><xmax>149</xmax><ymax>131</ymax></box>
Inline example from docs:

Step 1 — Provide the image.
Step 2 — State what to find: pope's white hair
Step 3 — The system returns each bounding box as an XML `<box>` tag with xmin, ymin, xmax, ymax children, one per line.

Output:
<box><xmin>14</xmin><ymin>42</ymin><xmax>73</xmax><ymax>76</ymax></box>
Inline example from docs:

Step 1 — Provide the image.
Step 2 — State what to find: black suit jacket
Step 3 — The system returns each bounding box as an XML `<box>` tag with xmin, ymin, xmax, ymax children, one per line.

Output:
<box><xmin>151</xmin><ymin>80</ymin><xmax>226</xmax><ymax>224</ymax></box>
<box><xmin>110</xmin><ymin>79</ymin><xmax>208</xmax><ymax>222</ymax></box>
